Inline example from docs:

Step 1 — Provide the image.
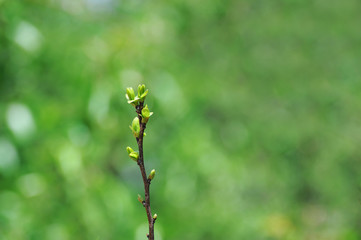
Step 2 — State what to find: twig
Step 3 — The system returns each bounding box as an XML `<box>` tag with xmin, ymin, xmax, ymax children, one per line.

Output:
<box><xmin>135</xmin><ymin>102</ymin><xmax>155</xmax><ymax>240</ymax></box>
<box><xmin>125</xmin><ymin>85</ymin><xmax>156</xmax><ymax>240</ymax></box>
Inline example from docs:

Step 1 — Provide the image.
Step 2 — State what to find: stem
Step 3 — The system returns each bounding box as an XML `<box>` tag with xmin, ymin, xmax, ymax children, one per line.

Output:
<box><xmin>136</xmin><ymin>103</ymin><xmax>155</xmax><ymax>240</ymax></box>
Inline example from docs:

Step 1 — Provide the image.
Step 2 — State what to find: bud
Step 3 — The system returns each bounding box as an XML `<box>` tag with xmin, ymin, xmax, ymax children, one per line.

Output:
<box><xmin>129</xmin><ymin>151</ymin><xmax>139</xmax><ymax>161</ymax></box>
<box><xmin>138</xmin><ymin>84</ymin><xmax>146</xmax><ymax>97</ymax></box>
<box><xmin>148</xmin><ymin>169</ymin><xmax>156</xmax><ymax>180</ymax></box>
<box><xmin>137</xmin><ymin>84</ymin><xmax>148</xmax><ymax>102</ymax></box>
<box><xmin>141</xmin><ymin>105</ymin><xmax>153</xmax><ymax>123</ymax></box>
<box><xmin>138</xmin><ymin>194</ymin><xmax>143</xmax><ymax>204</ymax></box>
<box><xmin>130</xmin><ymin>117</ymin><xmax>140</xmax><ymax>137</ymax></box>
<box><xmin>126</xmin><ymin>87</ymin><xmax>141</xmax><ymax>107</ymax></box>
<box><xmin>125</xmin><ymin>87</ymin><xmax>135</xmax><ymax>101</ymax></box>
<box><xmin>153</xmin><ymin>214</ymin><xmax>157</xmax><ymax>220</ymax></box>
<box><xmin>126</xmin><ymin>146</ymin><xmax>134</xmax><ymax>154</ymax></box>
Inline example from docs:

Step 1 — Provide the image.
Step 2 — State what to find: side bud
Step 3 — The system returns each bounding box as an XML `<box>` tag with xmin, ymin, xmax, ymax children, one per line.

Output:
<box><xmin>129</xmin><ymin>151</ymin><xmax>139</xmax><ymax>161</ymax></box>
<box><xmin>141</xmin><ymin>104</ymin><xmax>153</xmax><ymax>123</ymax></box>
<box><xmin>126</xmin><ymin>146</ymin><xmax>134</xmax><ymax>154</ymax></box>
<box><xmin>138</xmin><ymin>194</ymin><xmax>144</xmax><ymax>204</ymax></box>
<box><xmin>148</xmin><ymin>169</ymin><xmax>156</xmax><ymax>180</ymax></box>
<box><xmin>129</xmin><ymin>117</ymin><xmax>140</xmax><ymax>137</ymax></box>
<box><xmin>153</xmin><ymin>214</ymin><xmax>157</xmax><ymax>220</ymax></box>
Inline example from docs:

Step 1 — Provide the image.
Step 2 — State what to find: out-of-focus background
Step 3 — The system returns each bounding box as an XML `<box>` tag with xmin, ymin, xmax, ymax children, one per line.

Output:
<box><xmin>1</xmin><ymin>0</ymin><xmax>361</xmax><ymax>239</ymax></box>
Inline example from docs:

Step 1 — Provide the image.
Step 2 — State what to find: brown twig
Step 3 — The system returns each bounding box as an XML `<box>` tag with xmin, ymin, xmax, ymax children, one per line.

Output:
<box><xmin>135</xmin><ymin>102</ymin><xmax>155</xmax><ymax>240</ymax></box>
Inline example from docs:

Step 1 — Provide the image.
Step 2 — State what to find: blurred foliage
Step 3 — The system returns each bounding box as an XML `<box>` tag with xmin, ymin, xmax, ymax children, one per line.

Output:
<box><xmin>1</xmin><ymin>0</ymin><xmax>361</xmax><ymax>239</ymax></box>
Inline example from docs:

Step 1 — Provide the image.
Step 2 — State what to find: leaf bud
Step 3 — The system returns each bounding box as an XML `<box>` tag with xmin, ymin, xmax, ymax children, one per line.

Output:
<box><xmin>141</xmin><ymin>105</ymin><xmax>153</xmax><ymax>123</ymax></box>
<box><xmin>126</xmin><ymin>146</ymin><xmax>134</xmax><ymax>154</ymax></box>
<box><xmin>153</xmin><ymin>214</ymin><xmax>157</xmax><ymax>220</ymax></box>
<box><xmin>137</xmin><ymin>84</ymin><xmax>148</xmax><ymax>102</ymax></box>
<box><xmin>130</xmin><ymin>117</ymin><xmax>140</xmax><ymax>137</ymax></box>
<box><xmin>126</xmin><ymin>87</ymin><xmax>135</xmax><ymax>101</ymax></box>
<box><xmin>137</xmin><ymin>194</ymin><xmax>143</xmax><ymax>204</ymax></box>
<box><xmin>129</xmin><ymin>151</ymin><xmax>139</xmax><ymax>161</ymax></box>
<box><xmin>138</xmin><ymin>84</ymin><xmax>146</xmax><ymax>97</ymax></box>
<box><xmin>148</xmin><ymin>169</ymin><xmax>156</xmax><ymax>180</ymax></box>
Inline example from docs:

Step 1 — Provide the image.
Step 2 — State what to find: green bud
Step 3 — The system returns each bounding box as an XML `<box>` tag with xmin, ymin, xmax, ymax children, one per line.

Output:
<box><xmin>141</xmin><ymin>105</ymin><xmax>153</xmax><ymax>123</ymax></box>
<box><xmin>153</xmin><ymin>213</ymin><xmax>157</xmax><ymax>220</ymax></box>
<box><xmin>130</xmin><ymin>117</ymin><xmax>140</xmax><ymax>137</ymax></box>
<box><xmin>138</xmin><ymin>84</ymin><xmax>146</xmax><ymax>97</ymax></box>
<box><xmin>136</xmin><ymin>84</ymin><xmax>148</xmax><ymax>102</ymax></box>
<box><xmin>126</xmin><ymin>87</ymin><xmax>135</xmax><ymax>101</ymax></box>
<box><xmin>148</xmin><ymin>169</ymin><xmax>155</xmax><ymax>180</ymax></box>
<box><xmin>126</xmin><ymin>146</ymin><xmax>134</xmax><ymax>154</ymax></box>
<box><xmin>129</xmin><ymin>151</ymin><xmax>139</xmax><ymax>161</ymax></box>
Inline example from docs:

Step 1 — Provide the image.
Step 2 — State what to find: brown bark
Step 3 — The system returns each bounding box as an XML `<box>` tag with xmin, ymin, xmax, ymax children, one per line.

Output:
<box><xmin>135</xmin><ymin>103</ymin><xmax>155</xmax><ymax>240</ymax></box>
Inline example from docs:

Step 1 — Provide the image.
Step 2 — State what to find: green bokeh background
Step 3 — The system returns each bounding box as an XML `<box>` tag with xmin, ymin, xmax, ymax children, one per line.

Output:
<box><xmin>1</xmin><ymin>0</ymin><xmax>361</xmax><ymax>239</ymax></box>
